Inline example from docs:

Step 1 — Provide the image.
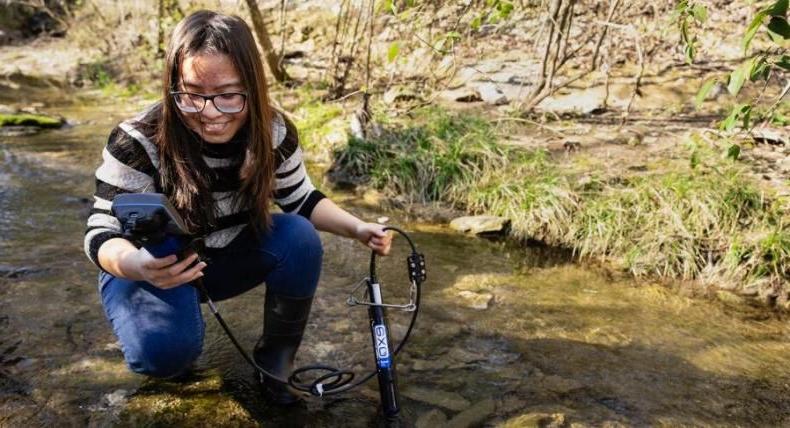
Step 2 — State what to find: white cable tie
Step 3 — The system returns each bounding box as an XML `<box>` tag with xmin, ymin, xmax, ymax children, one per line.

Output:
<box><xmin>315</xmin><ymin>383</ymin><xmax>324</xmax><ymax>397</ymax></box>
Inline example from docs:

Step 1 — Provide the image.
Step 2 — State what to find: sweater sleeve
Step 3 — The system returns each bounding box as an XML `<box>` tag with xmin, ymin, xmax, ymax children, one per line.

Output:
<box><xmin>83</xmin><ymin>125</ymin><xmax>158</xmax><ymax>270</ymax></box>
<box><xmin>272</xmin><ymin>114</ymin><xmax>326</xmax><ymax>219</ymax></box>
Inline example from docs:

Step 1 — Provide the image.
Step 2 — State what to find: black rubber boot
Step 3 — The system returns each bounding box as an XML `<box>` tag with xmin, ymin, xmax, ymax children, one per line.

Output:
<box><xmin>253</xmin><ymin>290</ymin><xmax>314</xmax><ymax>405</ymax></box>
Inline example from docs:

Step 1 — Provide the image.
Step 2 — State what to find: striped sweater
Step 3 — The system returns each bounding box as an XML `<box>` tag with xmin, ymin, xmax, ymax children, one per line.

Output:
<box><xmin>84</xmin><ymin>104</ymin><xmax>325</xmax><ymax>270</ymax></box>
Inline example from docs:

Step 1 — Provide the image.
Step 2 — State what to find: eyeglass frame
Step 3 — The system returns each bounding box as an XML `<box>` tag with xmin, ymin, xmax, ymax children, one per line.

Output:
<box><xmin>169</xmin><ymin>91</ymin><xmax>248</xmax><ymax>114</ymax></box>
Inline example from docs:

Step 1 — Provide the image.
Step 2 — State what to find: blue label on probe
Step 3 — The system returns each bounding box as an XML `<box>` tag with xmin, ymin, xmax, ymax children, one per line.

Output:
<box><xmin>373</xmin><ymin>324</ymin><xmax>391</xmax><ymax>368</ymax></box>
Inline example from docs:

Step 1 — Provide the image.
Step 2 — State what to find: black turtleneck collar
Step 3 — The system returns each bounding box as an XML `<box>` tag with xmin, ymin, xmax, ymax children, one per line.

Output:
<box><xmin>199</xmin><ymin>125</ymin><xmax>249</xmax><ymax>158</ymax></box>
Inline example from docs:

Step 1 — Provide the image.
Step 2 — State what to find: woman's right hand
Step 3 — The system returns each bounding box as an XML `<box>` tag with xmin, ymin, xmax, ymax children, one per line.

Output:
<box><xmin>121</xmin><ymin>248</ymin><xmax>207</xmax><ymax>289</ymax></box>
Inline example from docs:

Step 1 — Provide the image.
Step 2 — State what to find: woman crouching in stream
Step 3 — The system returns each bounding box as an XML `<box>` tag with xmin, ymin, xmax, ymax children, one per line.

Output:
<box><xmin>83</xmin><ymin>10</ymin><xmax>392</xmax><ymax>405</ymax></box>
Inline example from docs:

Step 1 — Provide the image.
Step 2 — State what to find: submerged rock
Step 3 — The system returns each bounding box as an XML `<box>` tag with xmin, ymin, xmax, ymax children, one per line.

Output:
<box><xmin>500</xmin><ymin>411</ymin><xmax>567</xmax><ymax>428</ymax></box>
<box><xmin>401</xmin><ymin>386</ymin><xmax>470</xmax><ymax>411</ymax></box>
<box><xmin>0</xmin><ymin>264</ymin><xmax>45</xmax><ymax>278</ymax></box>
<box><xmin>0</xmin><ymin>126</ymin><xmax>42</xmax><ymax>137</ymax></box>
<box><xmin>440</xmin><ymin>87</ymin><xmax>482</xmax><ymax>103</ymax></box>
<box><xmin>457</xmin><ymin>290</ymin><xmax>494</xmax><ymax>310</ymax></box>
<box><xmin>416</xmin><ymin>408</ymin><xmax>447</xmax><ymax>428</ymax></box>
<box><xmin>475</xmin><ymin>82</ymin><xmax>508</xmax><ymax>105</ymax></box>
<box><xmin>449</xmin><ymin>215</ymin><xmax>510</xmax><ymax>237</ymax></box>
<box><xmin>445</xmin><ymin>398</ymin><xmax>496</xmax><ymax>428</ymax></box>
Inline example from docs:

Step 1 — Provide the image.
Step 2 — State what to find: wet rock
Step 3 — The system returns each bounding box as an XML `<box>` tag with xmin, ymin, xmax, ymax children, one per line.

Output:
<box><xmin>449</xmin><ymin>215</ymin><xmax>510</xmax><ymax>236</ymax></box>
<box><xmin>751</xmin><ymin>128</ymin><xmax>787</xmax><ymax>146</ymax></box>
<box><xmin>440</xmin><ymin>87</ymin><xmax>482</xmax><ymax>103</ymax></box>
<box><xmin>103</xmin><ymin>389</ymin><xmax>130</xmax><ymax>408</ymax></box>
<box><xmin>500</xmin><ymin>412</ymin><xmax>566</xmax><ymax>428</ymax></box>
<box><xmin>429</xmin><ymin>321</ymin><xmax>463</xmax><ymax>338</ymax></box>
<box><xmin>457</xmin><ymin>290</ymin><xmax>494</xmax><ymax>310</ymax></box>
<box><xmin>446</xmin><ymin>347</ymin><xmax>486</xmax><ymax>364</ymax></box>
<box><xmin>498</xmin><ymin>82</ymin><xmax>530</xmax><ymax>102</ymax></box>
<box><xmin>362</xmin><ymin>189</ymin><xmax>387</xmax><ymax>206</ymax></box>
<box><xmin>445</xmin><ymin>398</ymin><xmax>496</xmax><ymax>428</ymax></box>
<box><xmin>411</xmin><ymin>358</ymin><xmax>450</xmax><ymax>371</ymax></box>
<box><xmin>777</xmin><ymin>157</ymin><xmax>790</xmax><ymax>174</ymax></box>
<box><xmin>540</xmin><ymin>375</ymin><xmax>585</xmax><ymax>395</ymax></box>
<box><xmin>383</xmin><ymin>86</ymin><xmax>421</xmax><ymax>105</ymax></box>
<box><xmin>401</xmin><ymin>386</ymin><xmax>470</xmax><ymax>411</ymax></box>
<box><xmin>475</xmin><ymin>82</ymin><xmax>508</xmax><ymax>105</ymax></box>
<box><xmin>416</xmin><ymin>408</ymin><xmax>447</xmax><ymax>428</ymax></box>
<box><xmin>0</xmin><ymin>126</ymin><xmax>42</xmax><ymax>137</ymax></box>
<box><xmin>538</xmin><ymin>89</ymin><xmax>607</xmax><ymax>115</ymax></box>
<box><xmin>0</xmin><ymin>264</ymin><xmax>44</xmax><ymax>278</ymax></box>
<box><xmin>475</xmin><ymin>61</ymin><xmax>505</xmax><ymax>73</ymax></box>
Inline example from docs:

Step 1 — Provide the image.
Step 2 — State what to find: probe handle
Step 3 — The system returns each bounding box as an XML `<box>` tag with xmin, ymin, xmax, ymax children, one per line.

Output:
<box><xmin>367</xmin><ymin>280</ymin><xmax>400</xmax><ymax>420</ymax></box>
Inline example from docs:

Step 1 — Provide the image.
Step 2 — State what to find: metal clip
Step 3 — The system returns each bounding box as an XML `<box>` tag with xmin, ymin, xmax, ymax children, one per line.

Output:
<box><xmin>347</xmin><ymin>277</ymin><xmax>417</xmax><ymax>312</ymax></box>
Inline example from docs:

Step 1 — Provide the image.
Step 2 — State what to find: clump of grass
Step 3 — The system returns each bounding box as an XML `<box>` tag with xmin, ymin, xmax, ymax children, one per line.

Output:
<box><xmin>288</xmin><ymin>83</ymin><xmax>344</xmax><ymax>153</ymax></box>
<box><xmin>331</xmin><ymin>107</ymin><xmax>789</xmax><ymax>303</ymax></box>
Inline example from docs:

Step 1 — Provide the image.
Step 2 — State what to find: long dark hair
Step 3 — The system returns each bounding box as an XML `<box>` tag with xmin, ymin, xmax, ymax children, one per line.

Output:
<box><xmin>157</xmin><ymin>10</ymin><xmax>275</xmax><ymax>234</ymax></box>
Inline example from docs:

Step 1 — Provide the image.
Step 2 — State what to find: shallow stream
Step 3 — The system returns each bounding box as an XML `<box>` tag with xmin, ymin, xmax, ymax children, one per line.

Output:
<box><xmin>0</xmin><ymin>91</ymin><xmax>788</xmax><ymax>427</ymax></box>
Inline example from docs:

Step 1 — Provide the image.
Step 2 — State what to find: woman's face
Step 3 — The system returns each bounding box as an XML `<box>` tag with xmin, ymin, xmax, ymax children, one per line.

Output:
<box><xmin>177</xmin><ymin>52</ymin><xmax>249</xmax><ymax>144</ymax></box>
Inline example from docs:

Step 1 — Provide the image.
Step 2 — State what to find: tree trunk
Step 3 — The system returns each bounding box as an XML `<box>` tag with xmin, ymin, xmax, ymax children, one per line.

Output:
<box><xmin>244</xmin><ymin>0</ymin><xmax>290</xmax><ymax>83</ymax></box>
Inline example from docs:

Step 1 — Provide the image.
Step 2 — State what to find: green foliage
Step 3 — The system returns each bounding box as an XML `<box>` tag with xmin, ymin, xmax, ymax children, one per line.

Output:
<box><xmin>387</xmin><ymin>42</ymin><xmax>400</xmax><ymax>63</ymax></box>
<box><xmin>695</xmin><ymin>78</ymin><xmax>718</xmax><ymax>108</ymax></box>
<box><xmin>720</xmin><ymin>104</ymin><xmax>752</xmax><ymax>131</ymax></box>
<box><xmin>674</xmin><ymin>1</ymin><xmax>707</xmax><ymax>63</ymax></box>
<box><xmin>684</xmin><ymin>0</ymin><xmax>788</xmax><ymax>132</ymax></box>
<box><xmin>0</xmin><ymin>113</ymin><xmax>63</xmax><ymax>128</ymax></box>
<box><xmin>293</xmin><ymin>100</ymin><xmax>343</xmax><ymax>151</ymax></box>
<box><xmin>743</xmin><ymin>0</ymin><xmax>788</xmax><ymax>52</ymax></box>
<box><xmin>331</xmin><ymin>113</ymin><xmax>788</xmax><ymax>290</ymax></box>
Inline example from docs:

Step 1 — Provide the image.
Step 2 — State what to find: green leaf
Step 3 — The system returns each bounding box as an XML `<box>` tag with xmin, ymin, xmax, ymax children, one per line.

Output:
<box><xmin>742</xmin><ymin>106</ymin><xmax>752</xmax><ymax>129</ymax></box>
<box><xmin>380</xmin><ymin>0</ymin><xmax>395</xmax><ymax>14</ymax></box>
<box><xmin>680</xmin><ymin>18</ymin><xmax>690</xmax><ymax>43</ymax></box>
<box><xmin>727</xmin><ymin>59</ymin><xmax>753</xmax><ymax>96</ymax></box>
<box><xmin>387</xmin><ymin>42</ymin><xmax>400</xmax><ymax>63</ymax></box>
<box><xmin>691</xmin><ymin>4</ymin><xmax>708</xmax><ymax>22</ymax></box>
<box><xmin>695</xmin><ymin>78</ymin><xmax>718</xmax><ymax>108</ymax></box>
<box><xmin>445</xmin><ymin>31</ymin><xmax>462</xmax><ymax>41</ymax></box>
<box><xmin>720</xmin><ymin>104</ymin><xmax>751</xmax><ymax>132</ymax></box>
<box><xmin>726</xmin><ymin>144</ymin><xmax>741</xmax><ymax>161</ymax></box>
<box><xmin>749</xmin><ymin>56</ymin><xmax>769</xmax><ymax>81</ymax></box>
<box><xmin>684</xmin><ymin>42</ymin><xmax>696</xmax><ymax>64</ymax></box>
<box><xmin>764</xmin><ymin>0</ymin><xmax>788</xmax><ymax>16</ymax></box>
<box><xmin>743</xmin><ymin>12</ymin><xmax>767</xmax><ymax>52</ymax></box>
<box><xmin>690</xmin><ymin>148</ymin><xmax>700</xmax><ymax>169</ymax></box>
<box><xmin>767</xmin><ymin>16</ymin><xmax>790</xmax><ymax>39</ymax></box>
<box><xmin>776</xmin><ymin>55</ymin><xmax>790</xmax><ymax>71</ymax></box>
<box><xmin>771</xmin><ymin>111</ymin><xmax>789</xmax><ymax>126</ymax></box>
<box><xmin>497</xmin><ymin>1</ymin><xmax>515</xmax><ymax>19</ymax></box>
<box><xmin>470</xmin><ymin>15</ymin><xmax>483</xmax><ymax>31</ymax></box>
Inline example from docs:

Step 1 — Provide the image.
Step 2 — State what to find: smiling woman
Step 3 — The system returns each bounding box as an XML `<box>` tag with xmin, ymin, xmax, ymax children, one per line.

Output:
<box><xmin>82</xmin><ymin>10</ymin><xmax>393</xmax><ymax>406</ymax></box>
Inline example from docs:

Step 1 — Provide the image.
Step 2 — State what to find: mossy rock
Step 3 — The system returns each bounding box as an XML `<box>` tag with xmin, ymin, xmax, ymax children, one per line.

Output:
<box><xmin>0</xmin><ymin>113</ymin><xmax>64</xmax><ymax>128</ymax></box>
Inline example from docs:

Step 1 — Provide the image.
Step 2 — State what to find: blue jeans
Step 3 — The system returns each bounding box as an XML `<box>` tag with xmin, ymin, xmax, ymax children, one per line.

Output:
<box><xmin>99</xmin><ymin>214</ymin><xmax>323</xmax><ymax>378</ymax></box>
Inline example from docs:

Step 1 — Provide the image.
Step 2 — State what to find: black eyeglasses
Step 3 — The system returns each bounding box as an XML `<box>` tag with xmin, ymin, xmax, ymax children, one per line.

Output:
<box><xmin>169</xmin><ymin>91</ymin><xmax>247</xmax><ymax>114</ymax></box>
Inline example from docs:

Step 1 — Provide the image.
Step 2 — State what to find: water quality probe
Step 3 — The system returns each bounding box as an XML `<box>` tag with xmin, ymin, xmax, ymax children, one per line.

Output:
<box><xmin>111</xmin><ymin>193</ymin><xmax>426</xmax><ymax>419</ymax></box>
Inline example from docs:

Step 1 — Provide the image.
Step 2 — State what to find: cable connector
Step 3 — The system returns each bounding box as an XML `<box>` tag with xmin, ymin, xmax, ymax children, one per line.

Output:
<box><xmin>407</xmin><ymin>253</ymin><xmax>426</xmax><ymax>284</ymax></box>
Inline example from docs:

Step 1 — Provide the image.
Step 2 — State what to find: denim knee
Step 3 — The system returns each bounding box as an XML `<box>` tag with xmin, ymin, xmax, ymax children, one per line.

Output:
<box><xmin>125</xmin><ymin>331</ymin><xmax>203</xmax><ymax>378</ymax></box>
<box><xmin>263</xmin><ymin>214</ymin><xmax>323</xmax><ymax>297</ymax></box>
<box><xmin>280</xmin><ymin>214</ymin><xmax>323</xmax><ymax>258</ymax></box>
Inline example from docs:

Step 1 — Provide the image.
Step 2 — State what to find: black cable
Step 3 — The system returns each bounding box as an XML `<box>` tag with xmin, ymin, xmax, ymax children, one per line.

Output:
<box><xmin>194</xmin><ymin>226</ymin><xmax>425</xmax><ymax>397</ymax></box>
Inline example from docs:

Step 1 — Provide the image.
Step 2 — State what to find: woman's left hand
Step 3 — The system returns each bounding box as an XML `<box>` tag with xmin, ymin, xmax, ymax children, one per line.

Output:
<box><xmin>354</xmin><ymin>222</ymin><xmax>393</xmax><ymax>256</ymax></box>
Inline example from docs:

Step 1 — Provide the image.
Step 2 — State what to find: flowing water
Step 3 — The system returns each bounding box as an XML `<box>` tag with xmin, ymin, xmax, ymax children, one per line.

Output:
<box><xmin>1</xmin><ymin>91</ymin><xmax>789</xmax><ymax>427</ymax></box>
